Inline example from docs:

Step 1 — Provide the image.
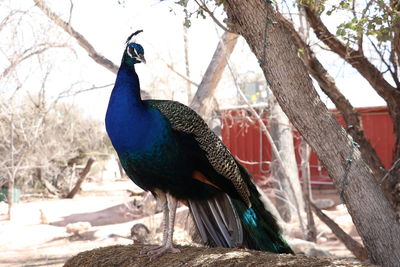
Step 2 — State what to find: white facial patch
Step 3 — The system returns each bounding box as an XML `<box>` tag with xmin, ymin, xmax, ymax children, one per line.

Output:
<box><xmin>126</xmin><ymin>46</ymin><xmax>137</xmax><ymax>58</ymax></box>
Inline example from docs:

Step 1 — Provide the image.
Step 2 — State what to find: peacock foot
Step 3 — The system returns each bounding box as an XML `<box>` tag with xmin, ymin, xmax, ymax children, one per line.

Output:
<box><xmin>141</xmin><ymin>244</ymin><xmax>180</xmax><ymax>259</ymax></box>
<box><xmin>139</xmin><ymin>245</ymin><xmax>163</xmax><ymax>254</ymax></box>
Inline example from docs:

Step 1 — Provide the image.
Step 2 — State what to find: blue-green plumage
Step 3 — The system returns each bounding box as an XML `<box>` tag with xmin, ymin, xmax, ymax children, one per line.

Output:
<box><xmin>105</xmin><ymin>33</ymin><xmax>293</xmax><ymax>255</ymax></box>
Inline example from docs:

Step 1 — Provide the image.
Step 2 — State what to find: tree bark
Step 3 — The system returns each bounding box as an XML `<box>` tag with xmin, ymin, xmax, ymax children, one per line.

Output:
<box><xmin>269</xmin><ymin>94</ymin><xmax>304</xmax><ymax>222</ymax></box>
<box><xmin>219</xmin><ymin>1</ymin><xmax>400</xmax><ymax>266</ymax></box>
<box><xmin>190</xmin><ymin>31</ymin><xmax>239</xmax><ymax>120</ymax></box>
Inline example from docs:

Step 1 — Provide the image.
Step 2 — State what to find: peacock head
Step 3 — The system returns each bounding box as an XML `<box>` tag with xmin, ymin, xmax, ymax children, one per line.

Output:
<box><xmin>123</xmin><ymin>30</ymin><xmax>146</xmax><ymax>66</ymax></box>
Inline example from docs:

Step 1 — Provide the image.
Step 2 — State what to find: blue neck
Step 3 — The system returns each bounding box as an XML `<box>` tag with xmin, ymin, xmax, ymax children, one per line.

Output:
<box><xmin>112</xmin><ymin>62</ymin><xmax>143</xmax><ymax>107</ymax></box>
<box><xmin>105</xmin><ymin>62</ymin><xmax>149</xmax><ymax>152</ymax></box>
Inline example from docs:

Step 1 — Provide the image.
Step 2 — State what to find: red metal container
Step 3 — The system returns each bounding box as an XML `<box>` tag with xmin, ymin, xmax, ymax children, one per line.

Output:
<box><xmin>220</xmin><ymin>106</ymin><xmax>395</xmax><ymax>187</ymax></box>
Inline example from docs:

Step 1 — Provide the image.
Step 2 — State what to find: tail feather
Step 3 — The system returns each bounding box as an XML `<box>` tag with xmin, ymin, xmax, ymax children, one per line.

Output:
<box><xmin>189</xmin><ymin>163</ymin><xmax>294</xmax><ymax>254</ymax></box>
<box><xmin>189</xmin><ymin>193</ymin><xmax>243</xmax><ymax>248</ymax></box>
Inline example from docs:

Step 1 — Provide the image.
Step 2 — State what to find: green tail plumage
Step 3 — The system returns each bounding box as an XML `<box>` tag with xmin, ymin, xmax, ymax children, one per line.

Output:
<box><xmin>231</xmin><ymin>163</ymin><xmax>293</xmax><ymax>254</ymax></box>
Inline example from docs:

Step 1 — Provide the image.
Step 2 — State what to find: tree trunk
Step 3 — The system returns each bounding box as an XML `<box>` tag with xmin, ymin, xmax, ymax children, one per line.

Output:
<box><xmin>7</xmin><ymin>178</ymin><xmax>14</xmax><ymax>220</ymax></box>
<box><xmin>190</xmin><ymin>31</ymin><xmax>239</xmax><ymax>121</ymax></box>
<box><xmin>220</xmin><ymin>1</ymin><xmax>400</xmax><ymax>266</ymax></box>
<box><xmin>65</xmin><ymin>158</ymin><xmax>95</xmax><ymax>199</ymax></box>
<box><xmin>7</xmin><ymin>113</ymin><xmax>15</xmax><ymax>221</ymax></box>
<box><xmin>269</xmin><ymin>94</ymin><xmax>304</xmax><ymax>222</ymax></box>
<box><xmin>275</xmin><ymin>11</ymin><xmax>387</xmax><ymax>190</ymax></box>
<box><xmin>302</xmin><ymin>3</ymin><xmax>400</xmax><ymax>215</ymax></box>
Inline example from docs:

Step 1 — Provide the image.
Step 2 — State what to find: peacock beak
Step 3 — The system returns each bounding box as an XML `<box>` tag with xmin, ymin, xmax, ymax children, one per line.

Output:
<box><xmin>138</xmin><ymin>54</ymin><xmax>146</xmax><ymax>64</ymax></box>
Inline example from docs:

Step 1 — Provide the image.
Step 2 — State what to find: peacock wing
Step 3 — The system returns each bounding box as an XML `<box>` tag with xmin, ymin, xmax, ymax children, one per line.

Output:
<box><xmin>145</xmin><ymin>100</ymin><xmax>251</xmax><ymax>207</ymax></box>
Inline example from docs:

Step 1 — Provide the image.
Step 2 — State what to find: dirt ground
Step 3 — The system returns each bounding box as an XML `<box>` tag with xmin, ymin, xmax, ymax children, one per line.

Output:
<box><xmin>0</xmin><ymin>179</ymin><xmax>363</xmax><ymax>267</ymax></box>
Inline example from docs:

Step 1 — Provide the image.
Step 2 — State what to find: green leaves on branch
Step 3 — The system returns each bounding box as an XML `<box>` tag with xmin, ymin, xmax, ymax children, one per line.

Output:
<box><xmin>175</xmin><ymin>0</ymin><xmax>212</xmax><ymax>28</ymax></box>
<box><xmin>324</xmin><ymin>0</ymin><xmax>400</xmax><ymax>46</ymax></box>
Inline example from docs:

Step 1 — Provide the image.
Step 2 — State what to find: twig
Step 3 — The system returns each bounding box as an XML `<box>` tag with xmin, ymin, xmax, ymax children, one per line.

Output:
<box><xmin>68</xmin><ymin>0</ymin><xmax>74</xmax><ymax>25</ymax></box>
<box><xmin>59</xmin><ymin>83</ymin><xmax>114</xmax><ymax>98</ymax></box>
<box><xmin>380</xmin><ymin>157</ymin><xmax>400</xmax><ymax>184</ymax></box>
<box><xmin>193</xmin><ymin>0</ymin><xmax>233</xmax><ymax>33</ymax></box>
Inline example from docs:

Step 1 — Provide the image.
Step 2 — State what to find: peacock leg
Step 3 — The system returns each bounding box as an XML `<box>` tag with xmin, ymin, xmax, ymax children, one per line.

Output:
<box><xmin>140</xmin><ymin>190</ymin><xmax>169</xmax><ymax>254</ymax></box>
<box><xmin>146</xmin><ymin>193</ymin><xmax>180</xmax><ymax>258</ymax></box>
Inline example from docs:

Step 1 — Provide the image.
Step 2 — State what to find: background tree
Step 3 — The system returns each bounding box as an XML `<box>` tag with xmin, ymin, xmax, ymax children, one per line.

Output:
<box><xmin>0</xmin><ymin>4</ymin><xmax>110</xmax><ymax>218</ymax></box>
<box><xmin>0</xmin><ymin>97</ymin><xmax>110</xmax><ymax>217</ymax></box>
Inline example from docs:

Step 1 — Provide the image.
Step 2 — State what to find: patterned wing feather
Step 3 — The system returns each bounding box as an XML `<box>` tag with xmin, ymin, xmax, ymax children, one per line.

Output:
<box><xmin>146</xmin><ymin>100</ymin><xmax>251</xmax><ymax>207</ymax></box>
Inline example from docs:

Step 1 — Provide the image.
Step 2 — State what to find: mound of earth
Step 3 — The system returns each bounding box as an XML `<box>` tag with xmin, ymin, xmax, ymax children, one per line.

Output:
<box><xmin>64</xmin><ymin>244</ymin><xmax>375</xmax><ymax>267</ymax></box>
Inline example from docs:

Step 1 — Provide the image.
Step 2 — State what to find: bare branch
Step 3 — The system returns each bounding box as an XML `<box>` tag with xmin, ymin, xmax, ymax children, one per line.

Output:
<box><xmin>59</xmin><ymin>83</ymin><xmax>114</xmax><ymax>98</ymax></box>
<box><xmin>33</xmin><ymin>0</ymin><xmax>119</xmax><ymax>74</ymax></box>
<box><xmin>367</xmin><ymin>36</ymin><xmax>400</xmax><ymax>88</ymax></box>
<box><xmin>166</xmin><ymin>63</ymin><xmax>199</xmax><ymax>87</ymax></box>
<box><xmin>311</xmin><ymin>202</ymin><xmax>368</xmax><ymax>261</ymax></box>
<box><xmin>68</xmin><ymin>0</ymin><xmax>74</xmax><ymax>25</ymax></box>
<box><xmin>1</xmin><ymin>44</ymin><xmax>67</xmax><ymax>79</ymax></box>
<box><xmin>0</xmin><ymin>10</ymin><xmax>27</xmax><ymax>33</ymax></box>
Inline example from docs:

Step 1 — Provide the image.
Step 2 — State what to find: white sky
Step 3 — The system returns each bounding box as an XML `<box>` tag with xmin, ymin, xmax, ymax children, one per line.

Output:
<box><xmin>0</xmin><ymin>0</ymin><xmax>387</xmax><ymax>121</ymax></box>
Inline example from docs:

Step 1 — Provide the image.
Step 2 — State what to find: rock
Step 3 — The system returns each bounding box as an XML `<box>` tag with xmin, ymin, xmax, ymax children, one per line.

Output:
<box><xmin>39</xmin><ymin>209</ymin><xmax>48</xmax><ymax>224</ymax></box>
<box><xmin>288</xmin><ymin>238</ymin><xmax>332</xmax><ymax>257</ymax></box>
<box><xmin>131</xmin><ymin>223</ymin><xmax>150</xmax><ymax>244</ymax></box>
<box><xmin>66</xmin><ymin>222</ymin><xmax>92</xmax><ymax>235</ymax></box>
<box><xmin>314</xmin><ymin>198</ymin><xmax>336</xmax><ymax>210</ymax></box>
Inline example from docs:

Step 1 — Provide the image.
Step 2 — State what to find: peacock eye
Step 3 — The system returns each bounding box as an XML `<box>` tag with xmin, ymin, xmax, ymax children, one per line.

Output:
<box><xmin>127</xmin><ymin>46</ymin><xmax>137</xmax><ymax>58</ymax></box>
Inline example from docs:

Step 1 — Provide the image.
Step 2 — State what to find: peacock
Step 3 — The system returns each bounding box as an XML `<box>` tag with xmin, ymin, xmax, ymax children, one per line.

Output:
<box><xmin>105</xmin><ymin>31</ymin><xmax>294</xmax><ymax>257</ymax></box>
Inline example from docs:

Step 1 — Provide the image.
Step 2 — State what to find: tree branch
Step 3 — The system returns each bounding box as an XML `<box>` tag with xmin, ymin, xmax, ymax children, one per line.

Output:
<box><xmin>166</xmin><ymin>63</ymin><xmax>199</xmax><ymax>87</ymax></box>
<box><xmin>1</xmin><ymin>44</ymin><xmax>66</xmax><ymax>78</ymax></box>
<box><xmin>311</xmin><ymin>202</ymin><xmax>368</xmax><ymax>261</ymax></box>
<box><xmin>33</xmin><ymin>0</ymin><xmax>119</xmax><ymax>74</ymax></box>
<box><xmin>190</xmin><ymin>31</ymin><xmax>239</xmax><ymax>121</ymax></box>
<box><xmin>301</xmin><ymin>3</ymin><xmax>398</xmax><ymax>99</ymax></box>
<box><xmin>59</xmin><ymin>83</ymin><xmax>114</xmax><ymax>99</ymax></box>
